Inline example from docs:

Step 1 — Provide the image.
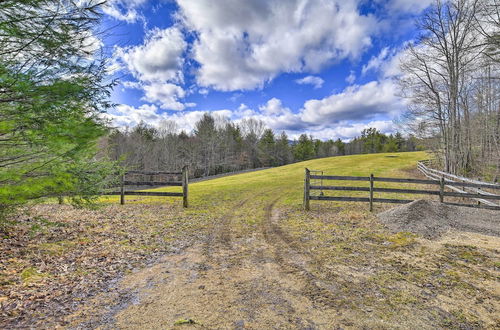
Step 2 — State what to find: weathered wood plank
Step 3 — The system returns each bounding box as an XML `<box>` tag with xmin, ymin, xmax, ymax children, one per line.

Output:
<box><xmin>374</xmin><ymin>187</ymin><xmax>441</xmax><ymax>195</ymax></box>
<box><xmin>182</xmin><ymin>165</ymin><xmax>189</xmax><ymax>208</ymax></box>
<box><xmin>372</xmin><ymin>197</ymin><xmax>413</xmax><ymax>204</ymax></box>
<box><xmin>309</xmin><ymin>196</ymin><xmax>370</xmax><ymax>202</ymax></box>
<box><xmin>104</xmin><ymin>191</ymin><xmax>183</xmax><ymax>197</ymax></box>
<box><xmin>417</xmin><ymin>162</ymin><xmax>500</xmax><ymax>189</ymax></box>
<box><xmin>310</xmin><ymin>175</ymin><xmax>369</xmax><ymax>181</ymax></box>
<box><xmin>126</xmin><ymin>170</ymin><xmax>182</xmax><ymax>175</ymax></box>
<box><xmin>123</xmin><ymin>181</ymin><xmax>182</xmax><ymax>186</ymax></box>
<box><xmin>373</xmin><ymin>177</ymin><xmax>440</xmax><ymax>185</ymax></box>
<box><xmin>439</xmin><ymin>180</ymin><xmax>500</xmax><ymax>190</ymax></box>
<box><xmin>304</xmin><ymin>168</ymin><xmax>311</xmax><ymax>210</ymax></box>
<box><xmin>309</xmin><ymin>195</ymin><xmax>413</xmax><ymax>204</ymax></box>
<box><xmin>310</xmin><ymin>186</ymin><xmax>440</xmax><ymax>195</ymax></box>
<box><xmin>443</xmin><ymin>191</ymin><xmax>500</xmax><ymax>200</ymax></box>
<box><xmin>310</xmin><ymin>186</ymin><xmax>369</xmax><ymax>191</ymax></box>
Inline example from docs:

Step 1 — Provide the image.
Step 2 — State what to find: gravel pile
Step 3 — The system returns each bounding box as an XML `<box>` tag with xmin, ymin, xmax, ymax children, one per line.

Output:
<box><xmin>377</xmin><ymin>199</ymin><xmax>500</xmax><ymax>239</ymax></box>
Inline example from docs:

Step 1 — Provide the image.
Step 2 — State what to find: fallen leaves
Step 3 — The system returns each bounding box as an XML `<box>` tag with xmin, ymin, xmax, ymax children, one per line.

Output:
<box><xmin>0</xmin><ymin>203</ymin><xmax>208</xmax><ymax>328</ymax></box>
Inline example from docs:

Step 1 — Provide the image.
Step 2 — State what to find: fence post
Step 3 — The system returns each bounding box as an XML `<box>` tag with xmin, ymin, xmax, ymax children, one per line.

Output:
<box><xmin>182</xmin><ymin>165</ymin><xmax>189</xmax><ymax>208</ymax></box>
<box><xmin>304</xmin><ymin>168</ymin><xmax>310</xmax><ymax>211</ymax></box>
<box><xmin>120</xmin><ymin>173</ymin><xmax>125</xmax><ymax>205</ymax></box>
<box><xmin>369</xmin><ymin>174</ymin><xmax>374</xmax><ymax>212</ymax></box>
<box><xmin>439</xmin><ymin>176</ymin><xmax>444</xmax><ymax>203</ymax></box>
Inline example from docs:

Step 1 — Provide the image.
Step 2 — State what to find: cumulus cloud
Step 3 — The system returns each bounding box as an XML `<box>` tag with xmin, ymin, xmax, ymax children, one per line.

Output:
<box><xmin>301</xmin><ymin>80</ymin><xmax>404</xmax><ymax>124</ymax></box>
<box><xmin>117</xmin><ymin>27</ymin><xmax>186</xmax><ymax>82</ymax></box>
<box><xmin>113</xmin><ymin>27</ymin><xmax>194</xmax><ymax>110</ymax></box>
<box><xmin>176</xmin><ymin>0</ymin><xmax>377</xmax><ymax>91</ymax></box>
<box><xmin>108</xmin><ymin>77</ymin><xmax>404</xmax><ymax>140</ymax></box>
<box><xmin>142</xmin><ymin>83</ymin><xmax>195</xmax><ymax>111</ymax></box>
<box><xmin>295</xmin><ymin>75</ymin><xmax>325</xmax><ymax>89</ymax></box>
<box><xmin>105</xmin><ymin>104</ymin><xmax>161</xmax><ymax>127</ymax></box>
<box><xmin>102</xmin><ymin>0</ymin><xmax>148</xmax><ymax>22</ymax></box>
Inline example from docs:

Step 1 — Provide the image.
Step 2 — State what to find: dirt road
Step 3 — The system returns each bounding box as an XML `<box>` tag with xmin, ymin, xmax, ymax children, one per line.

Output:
<box><xmin>68</xmin><ymin>193</ymin><xmax>345</xmax><ymax>328</ymax></box>
<box><xmin>66</xmin><ymin>186</ymin><xmax>500</xmax><ymax>329</ymax></box>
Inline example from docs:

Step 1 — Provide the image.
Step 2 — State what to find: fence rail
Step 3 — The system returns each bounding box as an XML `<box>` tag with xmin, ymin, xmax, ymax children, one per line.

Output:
<box><xmin>304</xmin><ymin>166</ymin><xmax>500</xmax><ymax>211</ymax></box>
<box><xmin>417</xmin><ymin>160</ymin><xmax>499</xmax><ymax>207</ymax></box>
<box><xmin>105</xmin><ymin>165</ymin><xmax>189</xmax><ymax>207</ymax></box>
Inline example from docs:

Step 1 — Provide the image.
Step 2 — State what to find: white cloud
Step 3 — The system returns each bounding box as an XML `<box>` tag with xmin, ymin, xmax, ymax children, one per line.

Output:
<box><xmin>109</xmin><ymin>78</ymin><xmax>404</xmax><ymax>140</ymax></box>
<box><xmin>142</xmin><ymin>83</ymin><xmax>194</xmax><ymax>111</ymax></box>
<box><xmin>102</xmin><ymin>0</ymin><xmax>148</xmax><ymax>23</ymax></box>
<box><xmin>345</xmin><ymin>70</ymin><xmax>356</xmax><ymax>84</ymax></box>
<box><xmin>304</xmin><ymin>120</ymin><xmax>396</xmax><ymax>140</ymax></box>
<box><xmin>362</xmin><ymin>47</ymin><xmax>403</xmax><ymax>78</ymax></box>
<box><xmin>117</xmin><ymin>27</ymin><xmax>186</xmax><ymax>82</ymax></box>
<box><xmin>259</xmin><ymin>98</ymin><xmax>289</xmax><ymax>116</ymax></box>
<box><xmin>198</xmin><ymin>88</ymin><xmax>209</xmax><ymax>96</ymax></box>
<box><xmin>176</xmin><ymin>0</ymin><xmax>377</xmax><ymax>91</ymax></box>
<box><xmin>105</xmin><ymin>104</ymin><xmax>161</xmax><ymax>127</ymax></box>
<box><xmin>301</xmin><ymin>80</ymin><xmax>404</xmax><ymax>124</ymax></box>
<box><xmin>295</xmin><ymin>75</ymin><xmax>324</xmax><ymax>89</ymax></box>
<box><xmin>385</xmin><ymin>0</ymin><xmax>434</xmax><ymax>14</ymax></box>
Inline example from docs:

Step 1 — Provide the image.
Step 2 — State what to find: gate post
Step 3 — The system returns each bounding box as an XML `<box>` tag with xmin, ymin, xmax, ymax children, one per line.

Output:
<box><xmin>369</xmin><ymin>174</ymin><xmax>374</xmax><ymax>212</ymax></box>
<box><xmin>120</xmin><ymin>173</ymin><xmax>125</xmax><ymax>205</ymax></box>
<box><xmin>182</xmin><ymin>165</ymin><xmax>189</xmax><ymax>208</ymax></box>
<box><xmin>439</xmin><ymin>177</ymin><xmax>445</xmax><ymax>203</ymax></box>
<box><xmin>304</xmin><ymin>168</ymin><xmax>310</xmax><ymax>211</ymax></box>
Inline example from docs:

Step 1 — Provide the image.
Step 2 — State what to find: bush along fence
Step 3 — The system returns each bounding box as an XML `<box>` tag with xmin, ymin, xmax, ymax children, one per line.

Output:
<box><xmin>303</xmin><ymin>166</ymin><xmax>500</xmax><ymax>211</ymax></box>
<box><xmin>104</xmin><ymin>165</ymin><xmax>189</xmax><ymax>207</ymax></box>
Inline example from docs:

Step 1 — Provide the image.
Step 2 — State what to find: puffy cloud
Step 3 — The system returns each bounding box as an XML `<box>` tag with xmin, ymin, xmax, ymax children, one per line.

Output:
<box><xmin>117</xmin><ymin>27</ymin><xmax>186</xmax><ymax>82</ymax></box>
<box><xmin>295</xmin><ymin>75</ymin><xmax>325</xmax><ymax>89</ymax></box>
<box><xmin>105</xmin><ymin>104</ymin><xmax>161</xmax><ymax>127</ymax></box>
<box><xmin>258</xmin><ymin>98</ymin><xmax>290</xmax><ymax>115</ymax></box>
<box><xmin>102</xmin><ymin>0</ymin><xmax>148</xmax><ymax>22</ymax></box>
<box><xmin>176</xmin><ymin>0</ymin><xmax>377</xmax><ymax>91</ymax></box>
<box><xmin>142</xmin><ymin>83</ymin><xmax>194</xmax><ymax>111</ymax></box>
<box><xmin>301</xmin><ymin>80</ymin><xmax>404</xmax><ymax>124</ymax></box>
<box><xmin>108</xmin><ymin>78</ymin><xmax>404</xmax><ymax>140</ymax></box>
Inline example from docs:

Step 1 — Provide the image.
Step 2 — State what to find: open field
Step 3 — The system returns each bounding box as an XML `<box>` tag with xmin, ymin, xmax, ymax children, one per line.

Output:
<box><xmin>1</xmin><ymin>151</ymin><xmax>499</xmax><ymax>328</ymax></box>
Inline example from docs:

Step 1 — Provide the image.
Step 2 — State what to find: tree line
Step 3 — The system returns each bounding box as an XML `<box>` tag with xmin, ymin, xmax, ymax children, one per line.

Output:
<box><xmin>399</xmin><ymin>0</ymin><xmax>500</xmax><ymax>181</ymax></box>
<box><xmin>106</xmin><ymin>115</ymin><xmax>422</xmax><ymax>177</ymax></box>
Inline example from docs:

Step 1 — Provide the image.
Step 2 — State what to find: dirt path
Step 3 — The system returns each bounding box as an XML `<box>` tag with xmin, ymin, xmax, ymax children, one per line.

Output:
<box><xmin>66</xmin><ymin>195</ymin><xmax>354</xmax><ymax>329</ymax></box>
<box><xmin>65</xmin><ymin>189</ymin><xmax>500</xmax><ymax>329</ymax></box>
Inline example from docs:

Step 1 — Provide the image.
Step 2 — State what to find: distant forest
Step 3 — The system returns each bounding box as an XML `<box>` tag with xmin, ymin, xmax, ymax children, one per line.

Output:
<box><xmin>105</xmin><ymin>114</ymin><xmax>423</xmax><ymax>177</ymax></box>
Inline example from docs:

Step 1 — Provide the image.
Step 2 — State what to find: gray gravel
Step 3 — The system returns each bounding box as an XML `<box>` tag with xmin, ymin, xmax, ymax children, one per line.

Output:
<box><xmin>377</xmin><ymin>199</ymin><xmax>500</xmax><ymax>239</ymax></box>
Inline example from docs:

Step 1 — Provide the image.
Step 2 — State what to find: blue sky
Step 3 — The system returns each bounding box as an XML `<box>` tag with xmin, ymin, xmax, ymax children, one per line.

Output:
<box><xmin>100</xmin><ymin>0</ymin><xmax>432</xmax><ymax>140</ymax></box>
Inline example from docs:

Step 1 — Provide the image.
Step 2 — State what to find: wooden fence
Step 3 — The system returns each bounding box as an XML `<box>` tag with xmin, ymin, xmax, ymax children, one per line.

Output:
<box><xmin>104</xmin><ymin>165</ymin><xmax>189</xmax><ymax>207</ymax></box>
<box><xmin>417</xmin><ymin>160</ymin><xmax>499</xmax><ymax>208</ymax></box>
<box><xmin>303</xmin><ymin>167</ymin><xmax>500</xmax><ymax>211</ymax></box>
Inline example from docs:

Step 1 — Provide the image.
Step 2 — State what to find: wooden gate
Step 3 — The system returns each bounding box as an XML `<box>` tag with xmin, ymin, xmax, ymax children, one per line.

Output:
<box><xmin>303</xmin><ymin>167</ymin><xmax>500</xmax><ymax>211</ymax></box>
<box><xmin>105</xmin><ymin>165</ymin><xmax>189</xmax><ymax>207</ymax></box>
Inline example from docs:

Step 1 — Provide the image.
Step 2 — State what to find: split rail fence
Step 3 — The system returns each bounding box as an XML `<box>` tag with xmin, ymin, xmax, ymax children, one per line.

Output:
<box><xmin>303</xmin><ymin>166</ymin><xmax>500</xmax><ymax>211</ymax></box>
<box><xmin>417</xmin><ymin>160</ymin><xmax>499</xmax><ymax>208</ymax></box>
<box><xmin>104</xmin><ymin>165</ymin><xmax>189</xmax><ymax>207</ymax></box>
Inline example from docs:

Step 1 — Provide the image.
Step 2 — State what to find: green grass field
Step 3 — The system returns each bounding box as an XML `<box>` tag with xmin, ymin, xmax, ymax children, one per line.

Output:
<box><xmin>104</xmin><ymin>151</ymin><xmax>428</xmax><ymax>209</ymax></box>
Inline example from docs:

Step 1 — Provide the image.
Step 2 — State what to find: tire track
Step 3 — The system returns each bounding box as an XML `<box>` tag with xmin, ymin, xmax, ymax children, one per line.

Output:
<box><xmin>262</xmin><ymin>200</ymin><xmax>349</xmax><ymax>310</ymax></box>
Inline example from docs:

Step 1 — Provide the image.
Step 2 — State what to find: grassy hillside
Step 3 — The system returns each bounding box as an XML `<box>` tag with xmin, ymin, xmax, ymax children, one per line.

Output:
<box><xmin>108</xmin><ymin>151</ymin><xmax>428</xmax><ymax>208</ymax></box>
